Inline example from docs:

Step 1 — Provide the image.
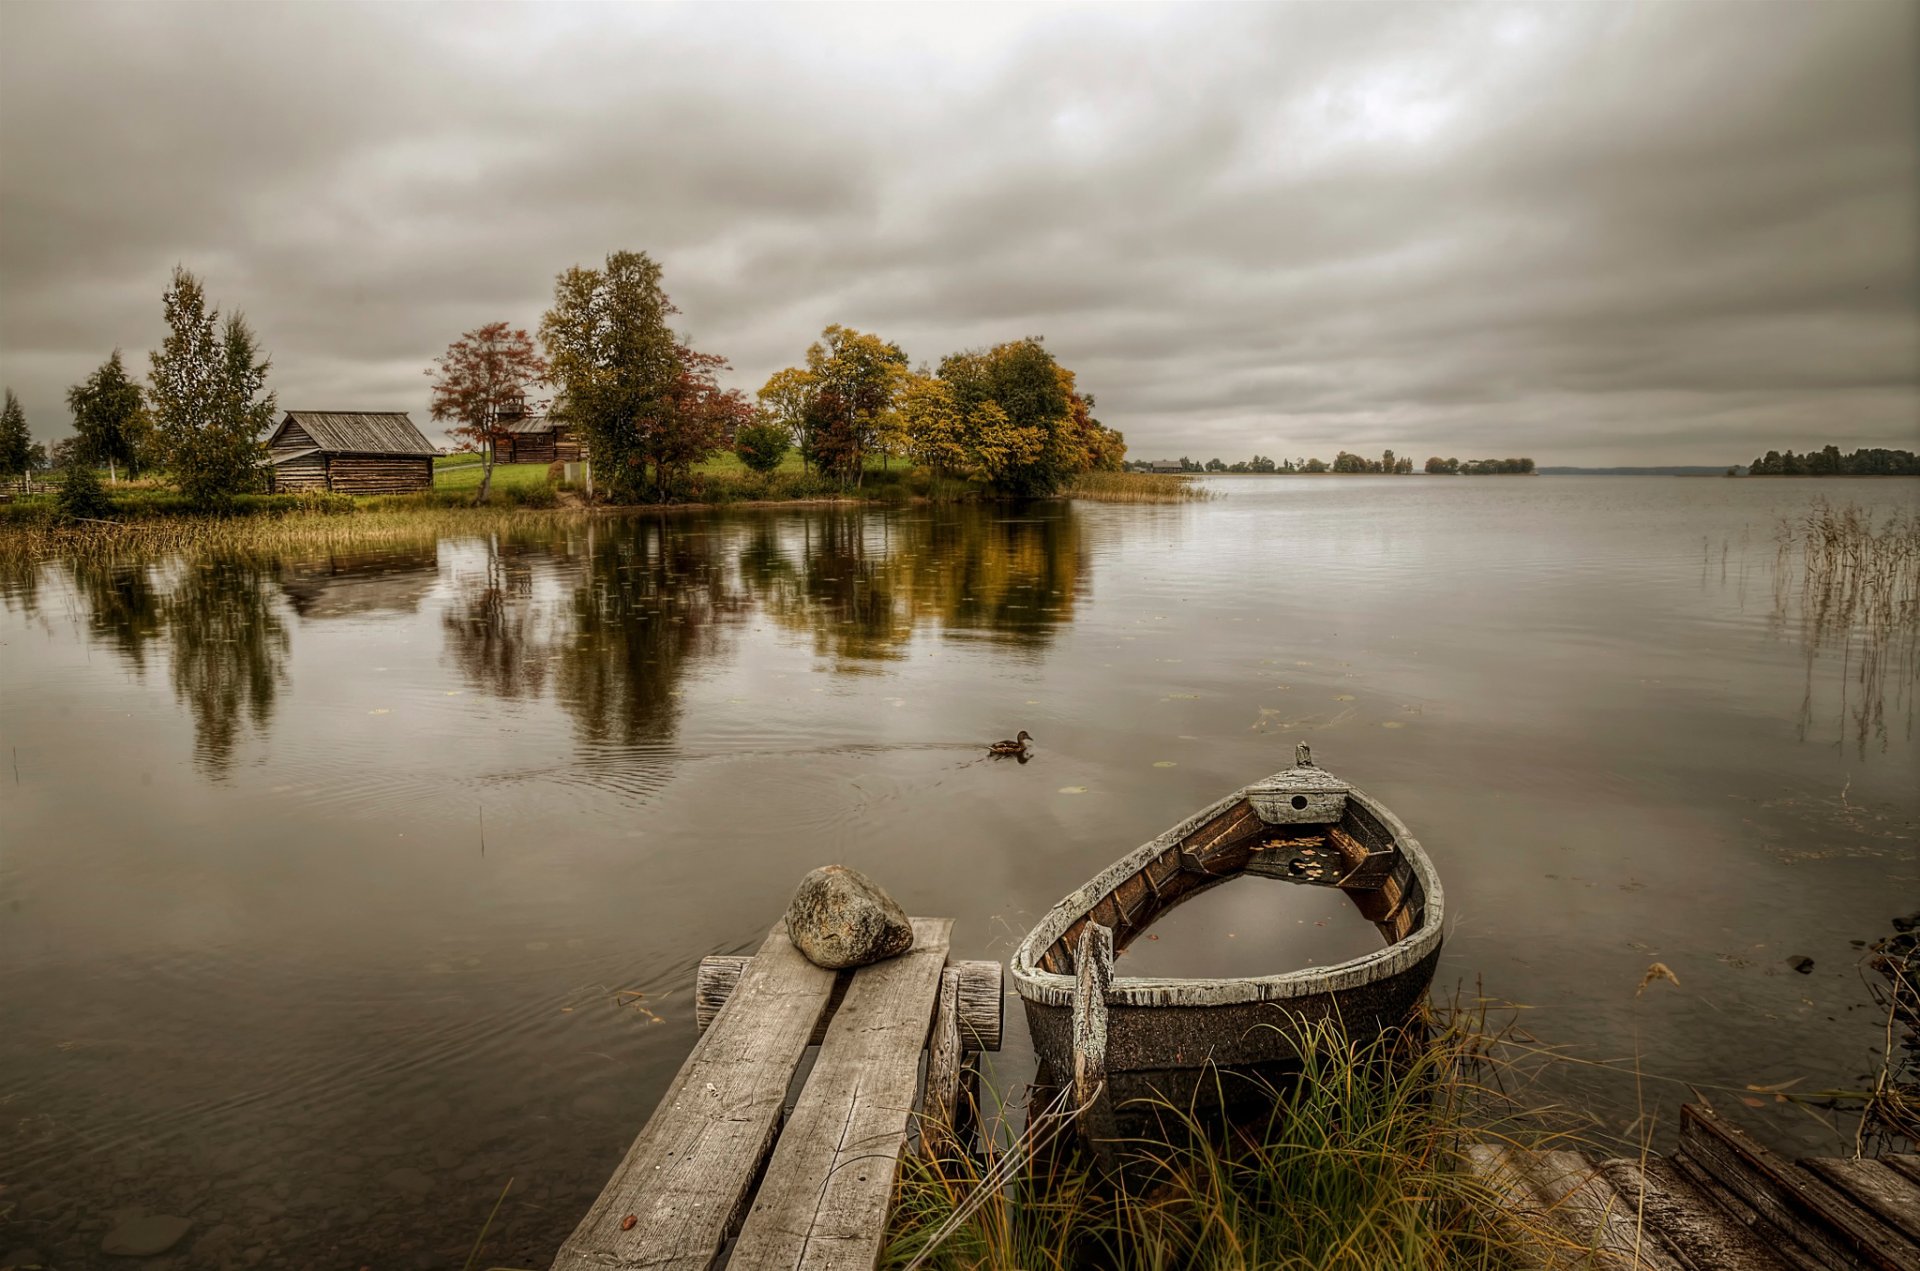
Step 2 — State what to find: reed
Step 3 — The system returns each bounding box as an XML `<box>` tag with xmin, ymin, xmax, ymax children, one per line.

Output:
<box><xmin>0</xmin><ymin>502</ymin><xmax>579</xmax><ymax>567</ymax></box>
<box><xmin>885</xmin><ymin>1009</ymin><xmax>1582</xmax><ymax>1271</ymax></box>
<box><xmin>1770</xmin><ymin>498</ymin><xmax>1920</xmax><ymax>752</ymax></box>
<box><xmin>1061</xmin><ymin>471</ymin><xmax>1215</xmax><ymax>503</ymax></box>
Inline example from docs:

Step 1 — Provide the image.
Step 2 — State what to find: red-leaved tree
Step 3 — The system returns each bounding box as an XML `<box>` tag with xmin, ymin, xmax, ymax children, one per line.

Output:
<box><xmin>662</xmin><ymin>343</ymin><xmax>754</xmax><ymax>490</ymax></box>
<box><xmin>426</xmin><ymin>322</ymin><xmax>547</xmax><ymax>503</ymax></box>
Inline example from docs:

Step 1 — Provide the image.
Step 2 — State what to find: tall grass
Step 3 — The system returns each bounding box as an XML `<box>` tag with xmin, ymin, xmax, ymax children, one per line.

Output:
<box><xmin>1771</xmin><ymin>498</ymin><xmax>1920</xmax><ymax>752</ymax></box>
<box><xmin>1062</xmin><ymin>471</ymin><xmax>1214</xmax><ymax>503</ymax></box>
<box><xmin>886</xmin><ymin>1012</ymin><xmax>1577</xmax><ymax>1271</ymax></box>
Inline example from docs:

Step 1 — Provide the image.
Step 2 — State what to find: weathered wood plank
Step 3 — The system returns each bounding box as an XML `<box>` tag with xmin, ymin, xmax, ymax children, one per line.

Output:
<box><xmin>1466</xmin><ymin>1145</ymin><xmax>1686</xmax><ymax>1270</ymax></box>
<box><xmin>550</xmin><ymin>925</ymin><xmax>839</xmax><ymax>1271</ymax></box>
<box><xmin>1600</xmin><ymin>1156</ymin><xmax>1797</xmax><ymax>1271</ymax></box>
<box><xmin>1668</xmin><ymin>1154</ymin><xmax>1829</xmax><ymax>1271</ymax></box>
<box><xmin>728</xmin><ymin>918</ymin><xmax>952</xmax><ymax>1271</ymax></box>
<box><xmin>1072</xmin><ymin>921</ymin><xmax>1119</xmax><ymax>1162</ymax></box>
<box><xmin>1522</xmin><ymin>1149</ymin><xmax>1688</xmax><ymax>1271</ymax></box>
<box><xmin>1178</xmin><ymin>799</ymin><xmax>1264</xmax><ymax>874</ymax></box>
<box><xmin>696</xmin><ymin>956</ymin><xmax>1000</xmax><ymax>1050</ymax></box>
<box><xmin>1882</xmin><ymin>1156</ymin><xmax>1920</xmax><ymax>1190</ymax></box>
<box><xmin>1677</xmin><ymin>1105</ymin><xmax>1918</xmax><ymax>1271</ymax></box>
<box><xmin>1801</xmin><ymin>1158</ymin><xmax>1920</xmax><ymax>1249</ymax></box>
<box><xmin>918</xmin><ymin>966</ymin><xmax>963</xmax><ymax>1160</ymax></box>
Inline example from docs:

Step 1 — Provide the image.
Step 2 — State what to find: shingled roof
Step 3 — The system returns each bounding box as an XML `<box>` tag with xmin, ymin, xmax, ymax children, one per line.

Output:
<box><xmin>272</xmin><ymin>411</ymin><xmax>436</xmax><ymax>456</ymax></box>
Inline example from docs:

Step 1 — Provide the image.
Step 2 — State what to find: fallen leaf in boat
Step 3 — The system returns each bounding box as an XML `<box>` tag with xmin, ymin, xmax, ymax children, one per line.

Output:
<box><xmin>1146</xmin><ymin>933</ymin><xmax>1159</xmax><ymax>941</ymax></box>
<box><xmin>369</xmin><ymin>708</ymin><xmax>390</xmax><ymax>715</ymax></box>
<box><xmin>1636</xmin><ymin>962</ymin><xmax>1680</xmax><ymax>995</ymax></box>
<box><xmin>1741</xmin><ymin>1096</ymin><xmax>1766</xmax><ymax>1108</ymax></box>
<box><xmin>1058</xmin><ymin>786</ymin><xmax>1088</xmax><ymax>794</ymax></box>
<box><xmin>1153</xmin><ymin>761</ymin><xmax>1177</xmax><ymax>768</ymax></box>
<box><xmin>621</xmin><ymin>1214</ymin><xmax>638</xmax><ymax>1231</ymax></box>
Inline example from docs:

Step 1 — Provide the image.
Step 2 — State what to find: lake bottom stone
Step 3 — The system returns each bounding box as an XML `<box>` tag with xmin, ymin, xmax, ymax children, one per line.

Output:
<box><xmin>785</xmin><ymin>865</ymin><xmax>913</xmax><ymax>969</ymax></box>
<box><xmin>101</xmin><ymin>1214</ymin><xmax>192</xmax><ymax>1257</ymax></box>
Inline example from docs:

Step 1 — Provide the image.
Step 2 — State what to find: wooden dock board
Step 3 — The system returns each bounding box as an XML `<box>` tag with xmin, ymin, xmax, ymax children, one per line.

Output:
<box><xmin>1678</xmin><ymin>1106</ymin><xmax>1920</xmax><ymax>1271</ymax></box>
<box><xmin>550</xmin><ymin>924</ymin><xmax>840</xmax><ymax>1271</ymax></box>
<box><xmin>1800</xmin><ymin>1158</ymin><xmax>1920</xmax><ymax>1249</ymax></box>
<box><xmin>1600</xmin><ymin>1156</ymin><xmax>1798</xmax><ymax>1271</ymax></box>
<box><xmin>727</xmin><ymin>917</ymin><xmax>952</xmax><ymax>1271</ymax></box>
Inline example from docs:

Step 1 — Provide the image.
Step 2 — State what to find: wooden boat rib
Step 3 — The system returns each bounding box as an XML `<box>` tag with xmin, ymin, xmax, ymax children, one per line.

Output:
<box><xmin>1011</xmin><ymin>745</ymin><xmax>1445</xmax><ymax>1129</ymax></box>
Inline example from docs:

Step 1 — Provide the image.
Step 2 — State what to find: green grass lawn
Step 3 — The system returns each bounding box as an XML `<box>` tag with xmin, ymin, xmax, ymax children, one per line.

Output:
<box><xmin>432</xmin><ymin>457</ymin><xmax>555</xmax><ymax>492</ymax></box>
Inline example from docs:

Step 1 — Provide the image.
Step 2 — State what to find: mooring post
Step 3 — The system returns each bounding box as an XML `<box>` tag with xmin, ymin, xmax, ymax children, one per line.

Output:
<box><xmin>1072</xmin><ymin>921</ymin><xmax>1119</xmax><ymax>1167</ymax></box>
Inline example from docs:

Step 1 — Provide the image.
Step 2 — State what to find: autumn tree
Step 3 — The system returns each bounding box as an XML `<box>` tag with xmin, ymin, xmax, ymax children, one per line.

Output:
<box><xmin>755</xmin><ymin>366</ymin><xmax>816</xmax><ymax>469</ymax></box>
<box><xmin>541</xmin><ymin>250</ymin><xmax>739</xmax><ymax>501</ymax></box>
<box><xmin>898</xmin><ymin>372</ymin><xmax>972</xmax><ymax>476</ymax></box>
<box><xmin>936</xmin><ymin>337</ymin><xmax>1087</xmax><ymax>496</ymax></box>
<box><xmin>0</xmin><ymin>389</ymin><xmax>32</xmax><ymax>492</ymax></box>
<box><xmin>67</xmin><ymin>350</ymin><xmax>151</xmax><ymax>482</ymax></box>
<box><xmin>803</xmin><ymin>325</ymin><xmax>908</xmax><ymax>485</ymax></box>
<box><xmin>148</xmin><ymin>268</ymin><xmax>275</xmax><ymax>508</ymax></box>
<box><xmin>426</xmin><ymin>322</ymin><xmax>547</xmax><ymax>504</ymax></box>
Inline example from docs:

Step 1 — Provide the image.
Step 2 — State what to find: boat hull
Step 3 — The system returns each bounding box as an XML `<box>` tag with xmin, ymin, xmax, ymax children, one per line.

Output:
<box><xmin>1011</xmin><ymin>752</ymin><xmax>1445</xmax><ymax>1132</ymax></box>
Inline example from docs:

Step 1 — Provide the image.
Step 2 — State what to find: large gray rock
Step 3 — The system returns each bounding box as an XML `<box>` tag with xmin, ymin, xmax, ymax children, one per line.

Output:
<box><xmin>101</xmin><ymin>1213</ymin><xmax>192</xmax><ymax>1257</ymax></box>
<box><xmin>785</xmin><ymin>866</ymin><xmax>913</xmax><ymax>969</ymax></box>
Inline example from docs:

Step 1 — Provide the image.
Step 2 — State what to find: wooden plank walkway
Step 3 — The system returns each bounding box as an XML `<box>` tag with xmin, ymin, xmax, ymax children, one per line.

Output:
<box><xmin>1469</xmin><ymin>1105</ymin><xmax>1920</xmax><ymax>1270</ymax></box>
<box><xmin>550</xmin><ymin>917</ymin><xmax>1000</xmax><ymax>1271</ymax></box>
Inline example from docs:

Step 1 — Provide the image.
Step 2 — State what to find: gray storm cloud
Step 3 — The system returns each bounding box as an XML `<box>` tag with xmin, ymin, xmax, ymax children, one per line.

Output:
<box><xmin>1</xmin><ymin>1</ymin><xmax>1914</xmax><ymax>465</ymax></box>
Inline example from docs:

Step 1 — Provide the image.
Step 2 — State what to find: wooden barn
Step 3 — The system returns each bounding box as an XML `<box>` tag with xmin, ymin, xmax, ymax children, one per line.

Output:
<box><xmin>496</xmin><ymin>415</ymin><xmax>584</xmax><ymax>466</ymax></box>
<box><xmin>266</xmin><ymin>411</ymin><xmax>437</xmax><ymax>495</ymax></box>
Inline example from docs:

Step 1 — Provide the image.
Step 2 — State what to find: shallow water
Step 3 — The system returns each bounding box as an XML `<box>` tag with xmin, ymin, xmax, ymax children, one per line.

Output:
<box><xmin>1</xmin><ymin>476</ymin><xmax>1915</xmax><ymax>1268</ymax></box>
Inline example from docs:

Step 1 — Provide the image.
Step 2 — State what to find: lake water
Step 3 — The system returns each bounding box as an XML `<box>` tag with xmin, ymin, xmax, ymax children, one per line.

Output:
<box><xmin>2</xmin><ymin>476</ymin><xmax>1915</xmax><ymax>1268</ymax></box>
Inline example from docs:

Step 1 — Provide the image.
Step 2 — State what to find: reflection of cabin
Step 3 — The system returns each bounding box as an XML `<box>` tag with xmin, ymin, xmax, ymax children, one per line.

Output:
<box><xmin>496</xmin><ymin>415</ymin><xmax>584</xmax><ymax>466</ymax></box>
<box><xmin>277</xmin><ymin>545</ymin><xmax>440</xmax><ymax>618</ymax></box>
<box><xmin>267</xmin><ymin>411</ymin><xmax>437</xmax><ymax>494</ymax></box>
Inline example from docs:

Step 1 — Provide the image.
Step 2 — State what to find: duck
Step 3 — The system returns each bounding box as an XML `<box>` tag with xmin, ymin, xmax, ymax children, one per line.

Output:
<box><xmin>988</xmin><ymin>730</ymin><xmax>1034</xmax><ymax>757</ymax></box>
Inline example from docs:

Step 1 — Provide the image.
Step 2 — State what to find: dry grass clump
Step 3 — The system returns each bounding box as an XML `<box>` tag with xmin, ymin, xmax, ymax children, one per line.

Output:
<box><xmin>1062</xmin><ymin>471</ymin><xmax>1214</xmax><ymax>503</ymax></box>
<box><xmin>885</xmin><ymin>1012</ymin><xmax>1578</xmax><ymax>1271</ymax></box>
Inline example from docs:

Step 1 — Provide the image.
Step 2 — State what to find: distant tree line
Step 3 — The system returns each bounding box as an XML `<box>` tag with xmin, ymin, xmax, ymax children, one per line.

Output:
<box><xmin>1747</xmin><ymin>446</ymin><xmax>1918</xmax><ymax>476</ymax></box>
<box><xmin>1127</xmin><ymin>450</ymin><xmax>1535</xmax><ymax>476</ymax></box>
<box><xmin>1424</xmin><ymin>456</ymin><xmax>1535</xmax><ymax>475</ymax></box>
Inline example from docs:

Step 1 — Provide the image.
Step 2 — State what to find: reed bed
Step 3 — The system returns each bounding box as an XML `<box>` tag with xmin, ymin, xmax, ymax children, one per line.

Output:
<box><xmin>1062</xmin><ymin>471</ymin><xmax>1215</xmax><ymax>503</ymax></box>
<box><xmin>1770</xmin><ymin>499</ymin><xmax>1920</xmax><ymax>751</ymax></box>
<box><xmin>0</xmin><ymin>502</ymin><xmax>580</xmax><ymax>567</ymax></box>
<box><xmin>885</xmin><ymin>1011</ymin><xmax>1589</xmax><ymax>1271</ymax></box>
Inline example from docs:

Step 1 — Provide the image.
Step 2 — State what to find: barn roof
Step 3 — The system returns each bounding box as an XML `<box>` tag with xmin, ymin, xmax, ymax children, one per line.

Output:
<box><xmin>505</xmin><ymin>414</ymin><xmax>560</xmax><ymax>434</ymax></box>
<box><xmin>276</xmin><ymin>411</ymin><xmax>437</xmax><ymax>456</ymax></box>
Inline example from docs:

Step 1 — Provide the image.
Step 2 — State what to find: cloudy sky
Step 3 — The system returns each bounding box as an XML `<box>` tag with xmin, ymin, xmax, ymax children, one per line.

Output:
<box><xmin>1</xmin><ymin>1</ymin><xmax>1914</xmax><ymax>465</ymax></box>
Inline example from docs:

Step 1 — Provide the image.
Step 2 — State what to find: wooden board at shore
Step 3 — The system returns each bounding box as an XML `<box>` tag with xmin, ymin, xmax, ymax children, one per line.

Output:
<box><xmin>727</xmin><ymin>917</ymin><xmax>952</xmax><ymax>1271</ymax></box>
<box><xmin>549</xmin><ymin>924</ymin><xmax>840</xmax><ymax>1271</ymax></box>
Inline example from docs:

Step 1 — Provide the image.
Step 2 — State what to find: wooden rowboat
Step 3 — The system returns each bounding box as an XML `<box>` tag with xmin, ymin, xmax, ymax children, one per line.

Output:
<box><xmin>1010</xmin><ymin>745</ymin><xmax>1444</xmax><ymax>1138</ymax></box>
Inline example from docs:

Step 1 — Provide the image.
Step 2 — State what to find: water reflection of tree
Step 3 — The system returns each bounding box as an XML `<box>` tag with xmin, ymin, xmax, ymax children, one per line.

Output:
<box><xmin>441</xmin><ymin>536</ymin><xmax>553</xmax><ymax>701</ymax></box>
<box><xmin>555</xmin><ymin>520</ymin><xmax>748</xmax><ymax>745</ymax></box>
<box><xmin>165</xmin><ymin>558</ymin><xmax>291</xmax><ymax>776</ymax></box>
<box><xmin>69</xmin><ymin>559</ymin><xmax>166</xmax><ymax>671</ymax></box>
<box><xmin>738</xmin><ymin>504</ymin><xmax>1087</xmax><ymax>664</ymax></box>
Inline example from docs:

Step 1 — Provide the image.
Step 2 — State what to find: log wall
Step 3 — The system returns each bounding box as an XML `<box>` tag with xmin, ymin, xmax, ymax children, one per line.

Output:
<box><xmin>270</xmin><ymin>453</ymin><xmax>329</xmax><ymax>492</ymax></box>
<box><xmin>325</xmin><ymin>455</ymin><xmax>433</xmax><ymax>495</ymax></box>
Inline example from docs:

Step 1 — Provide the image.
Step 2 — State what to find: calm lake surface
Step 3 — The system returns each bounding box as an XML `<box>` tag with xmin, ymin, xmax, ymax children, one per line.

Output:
<box><xmin>2</xmin><ymin>476</ymin><xmax>1915</xmax><ymax>1268</ymax></box>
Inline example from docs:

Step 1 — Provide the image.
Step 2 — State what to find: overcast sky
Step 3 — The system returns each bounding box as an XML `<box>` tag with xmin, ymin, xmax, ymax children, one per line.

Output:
<box><xmin>2</xmin><ymin>2</ymin><xmax>1914</xmax><ymax>465</ymax></box>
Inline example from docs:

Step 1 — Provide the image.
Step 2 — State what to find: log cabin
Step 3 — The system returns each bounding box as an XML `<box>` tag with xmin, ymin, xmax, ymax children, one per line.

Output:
<box><xmin>266</xmin><ymin>411</ymin><xmax>437</xmax><ymax>495</ymax></box>
<box><xmin>495</xmin><ymin>414</ymin><xmax>584</xmax><ymax>466</ymax></box>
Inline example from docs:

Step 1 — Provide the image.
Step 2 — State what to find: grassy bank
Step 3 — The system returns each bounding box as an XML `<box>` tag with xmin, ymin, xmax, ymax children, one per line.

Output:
<box><xmin>885</xmin><ymin>1013</ymin><xmax>1577</xmax><ymax>1271</ymax></box>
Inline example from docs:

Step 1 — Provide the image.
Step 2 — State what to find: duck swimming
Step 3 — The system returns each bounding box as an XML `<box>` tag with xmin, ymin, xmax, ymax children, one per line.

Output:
<box><xmin>989</xmin><ymin>730</ymin><xmax>1033</xmax><ymax>757</ymax></box>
